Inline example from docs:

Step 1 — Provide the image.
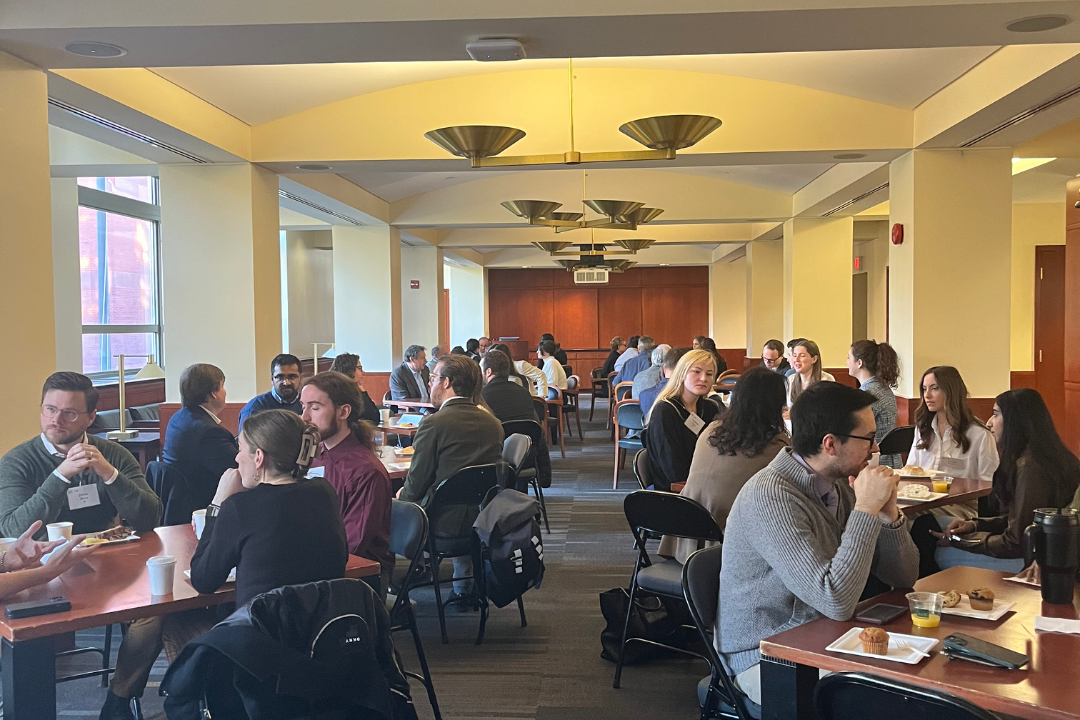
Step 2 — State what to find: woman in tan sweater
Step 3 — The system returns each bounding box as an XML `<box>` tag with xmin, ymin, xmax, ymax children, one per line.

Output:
<box><xmin>659</xmin><ymin>367</ymin><xmax>790</xmax><ymax>562</ymax></box>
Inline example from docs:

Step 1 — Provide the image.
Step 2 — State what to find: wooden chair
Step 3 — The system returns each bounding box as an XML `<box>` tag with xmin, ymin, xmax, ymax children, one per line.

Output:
<box><xmin>613</xmin><ymin>399</ymin><xmax>644</xmax><ymax>488</ymax></box>
<box><xmin>611</xmin><ymin>381</ymin><xmax>634</xmax><ymax>437</ymax></box>
<box><xmin>532</xmin><ymin>397</ymin><xmax>563</xmax><ymax>459</ymax></box>
<box><xmin>604</xmin><ymin>372</ymin><xmax>618</xmax><ymax>428</ymax></box>
<box><xmin>589</xmin><ymin>368</ymin><xmax>607</xmax><ymax>421</ymax></box>
<box><xmin>714</xmin><ymin>373</ymin><xmax>740</xmax><ymax>395</ymax></box>
<box><xmin>563</xmin><ymin>375</ymin><xmax>583</xmax><ymax>439</ymax></box>
<box><xmin>547</xmin><ymin>390</ymin><xmax>567</xmax><ymax>457</ymax></box>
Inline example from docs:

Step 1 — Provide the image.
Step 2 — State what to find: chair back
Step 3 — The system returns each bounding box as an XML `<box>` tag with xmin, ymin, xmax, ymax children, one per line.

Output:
<box><xmin>591</xmin><ymin>368</ymin><xmax>605</xmax><ymax>380</ymax></box>
<box><xmin>566</xmin><ymin>375</ymin><xmax>579</xmax><ymax>391</ymax></box>
<box><xmin>814</xmin><ymin>673</ymin><xmax>1003</xmax><ymax>720</ymax></box>
<box><xmin>716</xmin><ymin>374</ymin><xmax>740</xmax><ymax>393</ymax></box>
<box><xmin>614</xmin><ymin>382</ymin><xmax>634</xmax><ymax>402</ymax></box>
<box><xmin>502</xmin><ymin>419</ymin><xmax>545</xmax><ymax>443</ymax></box>
<box><xmin>632</xmin><ymin>448</ymin><xmax>652</xmax><ymax>490</ymax></box>
<box><xmin>383</xmin><ymin>390</ymin><xmax>393</xmax><ymax>403</ymax></box>
<box><xmin>146</xmin><ymin>460</ymin><xmax>195</xmax><ymax>527</ymax></box>
<box><xmin>562</xmin><ymin>364</ymin><xmax>573</xmax><ymax>376</ymax></box>
<box><xmin>502</xmin><ymin>434</ymin><xmax>532</xmax><ymax>475</ymax></box>
<box><xmin>878</xmin><ymin>425</ymin><xmax>916</xmax><ymax>456</ymax></box>
<box><xmin>389</xmin><ymin>499</ymin><xmax>428</xmax><ymax>564</ymax></box>
<box><xmin>532</xmin><ymin>397</ymin><xmax>551</xmax><ymax>423</ymax></box>
<box><xmin>615</xmin><ymin>401</ymin><xmax>644</xmax><ymax>432</ymax></box>
<box><xmin>717</xmin><ymin>369</ymin><xmax>740</xmax><ymax>381</ymax></box>
<box><xmin>428</xmin><ymin>463</ymin><xmax>505</xmax><ymax>538</ymax></box>
<box><xmin>623</xmin><ymin>490</ymin><xmax>723</xmax><ymax>543</ymax></box>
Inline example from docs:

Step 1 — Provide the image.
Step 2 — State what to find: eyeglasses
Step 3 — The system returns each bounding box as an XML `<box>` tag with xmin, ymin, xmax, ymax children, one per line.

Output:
<box><xmin>833</xmin><ymin>432</ymin><xmax>877</xmax><ymax>444</ymax></box>
<box><xmin>430</xmin><ymin>373</ymin><xmax>446</xmax><ymax>383</ymax></box>
<box><xmin>41</xmin><ymin>405</ymin><xmax>86</xmax><ymax>423</ymax></box>
<box><xmin>273</xmin><ymin>374</ymin><xmax>301</xmax><ymax>382</ymax></box>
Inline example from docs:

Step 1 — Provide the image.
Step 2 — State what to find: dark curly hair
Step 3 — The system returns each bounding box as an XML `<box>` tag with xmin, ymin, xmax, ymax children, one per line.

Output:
<box><xmin>707</xmin><ymin>367</ymin><xmax>787</xmax><ymax>457</ymax></box>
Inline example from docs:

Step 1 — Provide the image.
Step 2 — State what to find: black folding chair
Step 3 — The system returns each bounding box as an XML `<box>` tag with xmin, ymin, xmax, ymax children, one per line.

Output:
<box><xmin>533</xmin><ymin>396</ymin><xmax>563</xmax><ymax>458</ymax></box>
<box><xmin>387</xmin><ymin>500</ymin><xmax>442</xmax><ymax>720</ymax></box>
<box><xmin>878</xmin><ymin>425</ymin><xmax>916</xmax><ymax>457</ymax></box>
<box><xmin>420</xmin><ymin>463</ymin><xmax>502</xmax><ymax>644</ymax></box>
<box><xmin>632</xmin><ymin>448</ymin><xmax>653</xmax><ymax>491</ymax></box>
<box><xmin>814</xmin><ymin>672</ymin><xmax>1003</xmax><ymax>720</ymax></box>
<box><xmin>682</xmin><ymin>546</ymin><xmax>753</xmax><ymax>720</ymax></box>
<box><xmin>613</xmin><ymin>491</ymin><xmax>724</xmax><ymax>688</ymax></box>
<box><xmin>501</xmin><ymin>421</ymin><xmax>550</xmax><ymax>533</ymax></box>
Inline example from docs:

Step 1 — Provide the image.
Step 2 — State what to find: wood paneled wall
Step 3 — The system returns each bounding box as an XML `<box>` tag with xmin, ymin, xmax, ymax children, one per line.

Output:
<box><xmin>488</xmin><ymin>267</ymin><xmax>711</xmax><ymax>351</ymax></box>
<box><xmin>96</xmin><ymin>379</ymin><xmax>166</xmax><ymax>412</ymax></box>
<box><xmin>1066</xmin><ymin>178</ymin><xmax>1080</xmax><ymax>453</ymax></box>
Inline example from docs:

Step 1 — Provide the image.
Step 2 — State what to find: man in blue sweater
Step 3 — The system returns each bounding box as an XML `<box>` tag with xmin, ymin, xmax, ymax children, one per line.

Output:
<box><xmin>238</xmin><ymin>354</ymin><xmax>303</xmax><ymax>432</ymax></box>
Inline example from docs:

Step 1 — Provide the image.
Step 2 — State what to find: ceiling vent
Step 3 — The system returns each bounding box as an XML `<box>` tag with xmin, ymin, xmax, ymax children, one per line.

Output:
<box><xmin>961</xmin><ymin>83</ymin><xmax>1080</xmax><ymax>147</ymax></box>
<box><xmin>822</xmin><ymin>183</ymin><xmax>889</xmax><ymax>217</ymax></box>
<box><xmin>278</xmin><ymin>190</ymin><xmax>364</xmax><ymax>225</ymax></box>
<box><xmin>48</xmin><ymin>98</ymin><xmax>207</xmax><ymax>163</ymax></box>
<box><xmin>574</xmin><ymin>267</ymin><xmax>610</xmax><ymax>285</ymax></box>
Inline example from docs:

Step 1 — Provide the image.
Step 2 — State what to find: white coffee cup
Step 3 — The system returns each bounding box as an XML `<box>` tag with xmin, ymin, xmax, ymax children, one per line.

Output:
<box><xmin>0</xmin><ymin>538</ymin><xmax>17</xmax><ymax>553</ymax></box>
<box><xmin>379</xmin><ymin>408</ymin><xmax>391</xmax><ymax>426</ymax></box>
<box><xmin>869</xmin><ymin>452</ymin><xmax>881</xmax><ymax>468</ymax></box>
<box><xmin>192</xmin><ymin>509</ymin><xmax>207</xmax><ymax>540</ymax></box>
<box><xmin>146</xmin><ymin>555</ymin><xmax>176</xmax><ymax>596</ymax></box>
<box><xmin>47</xmin><ymin>522</ymin><xmax>73</xmax><ymax>541</ymax></box>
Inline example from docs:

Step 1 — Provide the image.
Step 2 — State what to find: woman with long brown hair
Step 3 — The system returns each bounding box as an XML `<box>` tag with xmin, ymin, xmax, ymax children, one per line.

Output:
<box><xmin>785</xmin><ymin>339</ymin><xmax>834</xmax><ymax>406</ymax></box>
<box><xmin>846</xmin><ymin>340</ymin><xmax>900</xmax><ymax>467</ymax></box>
<box><xmin>328</xmin><ymin>352</ymin><xmax>381</xmax><ymax>424</ymax></box>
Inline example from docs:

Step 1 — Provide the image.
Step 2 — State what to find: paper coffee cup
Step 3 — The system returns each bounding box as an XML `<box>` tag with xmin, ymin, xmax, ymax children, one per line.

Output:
<box><xmin>0</xmin><ymin>538</ymin><xmax>17</xmax><ymax>553</ymax></box>
<box><xmin>379</xmin><ymin>408</ymin><xmax>391</xmax><ymax>425</ymax></box>
<box><xmin>146</xmin><ymin>555</ymin><xmax>176</xmax><ymax>596</ymax></box>
<box><xmin>869</xmin><ymin>452</ymin><xmax>880</xmax><ymax>468</ymax></box>
<box><xmin>192</xmin><ymin>509</ymin><xmax>207</xmax><ymax>540</ymax></box>
<box><xmin>47</xmin><ymin>522</ymin><xmax>73</xmax><ymax>541</ymax></box>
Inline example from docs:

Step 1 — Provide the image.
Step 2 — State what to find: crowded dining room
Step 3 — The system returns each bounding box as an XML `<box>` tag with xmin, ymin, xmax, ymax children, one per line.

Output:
<box><xmin>3</xmin><ymin>2</ymin><xmax>1080</xmax><ymax>719</ymax></box>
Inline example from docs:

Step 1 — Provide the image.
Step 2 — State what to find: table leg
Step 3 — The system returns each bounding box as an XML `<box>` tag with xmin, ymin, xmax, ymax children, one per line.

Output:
<box><xmin>3</xmin><ymin>636</ymin><xmax>56</xmax><ymax>720</ymax></box>
<box><xmin>760</xmin><ymin>656</ymin><xmax>818</xmax><ymax>720</ymax></box>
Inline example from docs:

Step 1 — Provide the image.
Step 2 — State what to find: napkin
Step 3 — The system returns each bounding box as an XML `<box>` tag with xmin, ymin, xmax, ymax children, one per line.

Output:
<box><xmin>1034</xmin><ymin>616</ymin><xmax>1080</xmax><ymax>634</ymax></box>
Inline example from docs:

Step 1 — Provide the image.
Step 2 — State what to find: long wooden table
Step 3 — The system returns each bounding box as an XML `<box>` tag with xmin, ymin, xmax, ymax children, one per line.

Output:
<box><xmin>898</xmin><ymin>476</ymin><xmax>993</xmax><ymax>516</ymax></box>
<box><xmin>0</xmin><ymin>525</ymin><xmax>378</xmax><ymax>720</ymax></box>
<box><xmin>759</xmin><ymin>566</ymin><xmax>1080</xmax><ymax>720</ymax></box>
<box><xmin>386</xmin><ymin>398</ymin><xmax>436</xmax><ymax>411</ymax></box>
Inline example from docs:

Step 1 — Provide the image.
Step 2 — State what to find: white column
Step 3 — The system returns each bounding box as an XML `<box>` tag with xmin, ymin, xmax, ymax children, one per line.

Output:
<box><xmin>446</xmin><ymin>265</ymin><xmax>486</xmax><ymax>348</ymax></box>
<box><xmin>710</xmin><ymin>255</ymin><xmax>747</xmax><ymax>350</ymax></box>
<box><xmin>0</xmin><ymin>52</ymin><xmax>56</xmax><ymax>452</ymax></box>
<box><xmin>159</xmin><ymin>164</ymin><xmax>282</xmax><ymax>403</ymax></box>
<box><xmin>783</xmin><ymin>217</ymin><xmax>854</xmax><ymax>367</ymax></box>
<box><xmin>400</xmin><ymin>245</ymin><xmax>445</xmax><ymax>352</ymax></box>
<box><xmin>744</xmin><ymin>240</ymin><xmax>784</xmax><ymax>355</ymax></box>
<box><xmin>283</xmin><ymin>230</ymin><xmax>335</xmax><ymax>358</ymax></box>
<box><xmin>51</xmin><ymin>178</ymin><xmax>83</xmax><ymax>371</ymax></box>
<box><xmin>332</xmin><ymin>225</ymin><xmax>402</xmax><ymax>371</ymax></box>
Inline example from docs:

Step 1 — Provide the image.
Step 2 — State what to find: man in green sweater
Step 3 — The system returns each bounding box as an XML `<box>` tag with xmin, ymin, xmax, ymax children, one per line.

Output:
<box><xmin>0</xmin><ymin>371</ymin><xmax>162</xmax><ymax>720</ymax></box>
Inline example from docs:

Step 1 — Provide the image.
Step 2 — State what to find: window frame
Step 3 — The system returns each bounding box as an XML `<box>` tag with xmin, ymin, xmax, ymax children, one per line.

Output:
<box><xmin>77</xmin><ymin>178</ymin><xmax>164</xmax><ymax>381</ymax></box>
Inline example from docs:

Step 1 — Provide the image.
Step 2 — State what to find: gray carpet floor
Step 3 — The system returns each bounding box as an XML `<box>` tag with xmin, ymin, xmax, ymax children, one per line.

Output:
<box><xmin>54</xmin><ymin>399</ymin><xmax>707</xmax><ymax>718</ymax></box>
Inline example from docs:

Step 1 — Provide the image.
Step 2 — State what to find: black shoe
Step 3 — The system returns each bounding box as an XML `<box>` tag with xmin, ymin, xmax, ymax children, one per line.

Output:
<box><xmin>445</xmin><ymin>591</ymin><xmax>479</xmax><ymax>612</ymax></box>
<box><xmin>99</xmin><ymin>691</ymin><xmax>135</xmax><ymax>720</ymax></box>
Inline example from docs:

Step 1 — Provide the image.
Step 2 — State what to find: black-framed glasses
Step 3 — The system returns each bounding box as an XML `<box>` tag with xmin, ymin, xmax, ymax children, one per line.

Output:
<box><xmin>833</xmin><ymin>432</ymin><xmax>876</xmax><ymax>444</ymax></box>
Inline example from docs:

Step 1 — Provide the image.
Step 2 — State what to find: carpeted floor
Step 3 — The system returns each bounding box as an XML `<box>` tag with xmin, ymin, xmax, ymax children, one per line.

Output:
<box><xmin>54</xmin><ymin>398</ymin><xmax>707</xmax><ymax>719</ymax></box>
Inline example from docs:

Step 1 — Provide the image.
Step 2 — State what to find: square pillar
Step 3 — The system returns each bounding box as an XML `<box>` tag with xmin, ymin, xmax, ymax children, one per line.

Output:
<box><xmin>51</xmin><ymin>178</ymin><xmax>83</xmax><ymax>372</ymax></box>
<box><xmin>282</xmin><ymin>230</ymin><xmax>335</xmax><ymax>358</ymax></box>
<box><xmin>889</xmin><ymin>149</ymin><xmax>1012</xmax><ymax>399</ymax></box>
<box><xmin>0</xmin><ymin>52</ymin><xmax>56</xmax><ymax>452</ymax></box>
<box><xmin>745</xmin><ymin>240</ymin><xmax>784</xmax><ymax>355</ymax></box>
<box><xmin>400</xmin><ymin>245</ymin><xmax>445</xmax><ymax>352</ymax></box>
<box><xmin>159</xmin><ymin>164</ymin><xmax>282</xmax><ymax>402</ymax></box>
<box><xmin>783</xmin><ymin>217</ymin><xmax>854</xmax><ymax>367</ymax></box>
<box><xmin>446</xmin><ymin>265</ymin><xmax>486</xmax><ymax>348</ymax></box>
<box><xmin>333</xmin><ymin>225</ymin><xmax>402</xmax><ymax>371</ymax></box>
<box><xmin>710</xmin><ymin>255</ymin><xmax>747</xmax><ymax>350</ymax></box>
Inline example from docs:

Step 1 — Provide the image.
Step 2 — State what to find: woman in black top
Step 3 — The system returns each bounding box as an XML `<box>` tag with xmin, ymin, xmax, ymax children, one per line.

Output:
<box><xmin>644</xmin><ymin>349</ymin><xmax>722</xmax><ymax>491</ymax></box>
<box><xmin>329</xmin><ymin>353</ymin><xmax>381</xmax><ymax>424</ymax></box>
<box><xmin>190</xmin><ymin>409</ymin><xmax>348</xmax><ymax>606</ymax></box>
<box><xmin>597</xmin><ymin>336</ymin><xmax>626</xmax><ymax>397</ymax></box>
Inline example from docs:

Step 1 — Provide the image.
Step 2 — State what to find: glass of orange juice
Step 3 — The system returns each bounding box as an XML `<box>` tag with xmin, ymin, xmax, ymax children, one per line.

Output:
<box><xmin>906</xmin><ymin>592</ymin><xmax>944</xmax><ymax>628</ymax></box>
<box><xmin>932</xmin><ymin>479</ymin><xmax>949</xmax><ymax>493</ymax></box>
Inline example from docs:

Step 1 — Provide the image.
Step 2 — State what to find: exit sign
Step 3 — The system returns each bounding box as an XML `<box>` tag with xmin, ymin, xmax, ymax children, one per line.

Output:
<box><xmin>410</xmin><ymin>279</ymin><xmax>420</xmax><ymax>289</ymax></box>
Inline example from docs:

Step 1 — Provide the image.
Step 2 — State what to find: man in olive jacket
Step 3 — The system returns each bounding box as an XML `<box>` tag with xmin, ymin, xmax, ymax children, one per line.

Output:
<box><xmin>399</xmin><ymin>355</ymin><xmax>503</xmax><ymax>604</ymax></box>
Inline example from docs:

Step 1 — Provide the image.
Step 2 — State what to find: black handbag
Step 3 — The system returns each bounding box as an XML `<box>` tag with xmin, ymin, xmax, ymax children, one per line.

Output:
<box><xmin>598</xmin><ymin>587</ymin><xmax>680</xmax><ymax>664</ymax></box>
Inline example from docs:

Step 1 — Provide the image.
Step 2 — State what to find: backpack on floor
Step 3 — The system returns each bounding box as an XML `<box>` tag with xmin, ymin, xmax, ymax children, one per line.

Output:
<box><xmin>474</xmin><ymin>487</ymin><xmax>545</xmax><ymax>608</ymax></box>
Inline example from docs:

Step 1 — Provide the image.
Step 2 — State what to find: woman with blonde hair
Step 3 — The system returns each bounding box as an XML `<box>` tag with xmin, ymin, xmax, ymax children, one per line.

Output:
<box><xmin>644</xmin><ymin>349</ymin><xmax>722</xmax><ymax>491</ymax></box>
<box><xmin>786</xmin><ymin>339</ymin><xmax>834</xmax><ymax>406</ymax></box>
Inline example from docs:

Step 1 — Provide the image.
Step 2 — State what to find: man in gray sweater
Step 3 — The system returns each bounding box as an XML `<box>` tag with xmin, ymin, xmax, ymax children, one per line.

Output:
<box><xmin>717</xmin><ymin>381</ymin><xmax>918</xmax><ymax>706</ymax></box>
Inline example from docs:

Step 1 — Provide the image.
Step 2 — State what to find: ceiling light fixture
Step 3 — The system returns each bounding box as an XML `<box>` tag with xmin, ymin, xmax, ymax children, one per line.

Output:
<box><xmin>508</xmin><ymin>171</ymin><xmax>665</xmax><ymax>237</ymax></box>
<box><xmin>466</xmin><ymin>39</ymin><xmax>527</xmax><ymax>62</ymax></box>
<box><xmin>832</xmin><ymin>153</ymin><xmax>867</xmax><ymax>160</ymax></box>
<box><xmin>296</xmin><ymin>164</ymin><xmax>333</xmax><ymax>171</ymax></box>
<box><xmin>64</xmin><ymin>41</ymin><xmax>127</xmax><ymax>58</ymax></box>
<box><xmin>1006</xmin><ymin>15</ymin><xmax>1070</xmax><ymax>32</ymax></box>
<box><xmin>424</xmin><ymin>59</ymin><xmax>721</xmax><ymax>168</ymax></box>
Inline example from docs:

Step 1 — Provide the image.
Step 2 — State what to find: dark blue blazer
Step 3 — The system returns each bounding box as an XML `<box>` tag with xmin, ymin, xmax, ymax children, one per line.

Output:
<box><xmin>163</xmin><ymin>406</ymin><xmax>239</xmax><ymax>511</ymax></box>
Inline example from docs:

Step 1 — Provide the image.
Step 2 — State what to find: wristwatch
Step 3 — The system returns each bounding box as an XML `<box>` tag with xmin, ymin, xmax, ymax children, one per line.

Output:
<box><xmin>206</xmin><ymin>504</ymin><xmax>221</xmax><ymax>518</ymax></box>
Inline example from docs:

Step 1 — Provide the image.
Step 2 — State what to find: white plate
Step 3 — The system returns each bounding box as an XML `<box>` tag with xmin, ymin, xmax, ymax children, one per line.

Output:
<box><xmin>896</xmin><ymin>486</ymin><xmax>948</xmax><ymax>503</ymax></box>
<box><xmin>941</xmin><ymin>598</ymin><xmax>1016</xmax><ymax>621</ymax></box>
<box><xmin>825</xmin><ymin>627</ymin><xmax>938</xmax><ymax>664</ymax></box>
<box><xmin>184</xmin><ymin>568</ymin><xmax>236</xmax><ymax>583</ymax></box>
<box><xmin>82</xmin><ymin>533</ymin><xmax>140</xmax><ymax>546</ymax></box>
<box><xmin>897</xmin><ymin>470</ymin><xmax>948</xmax><ymax>479</ymax></box>
<box><xmin>1004</xmin><ymin>574</ymin><xmax>1040</xmax><ymax>588</ymax></box>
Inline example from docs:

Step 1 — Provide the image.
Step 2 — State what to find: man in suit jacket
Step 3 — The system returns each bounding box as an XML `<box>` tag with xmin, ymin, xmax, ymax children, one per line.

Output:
<box><xmin>615</xmin><ymin>335</ymin><xmax>656</xmax><ymax>387</ymax></box>
<box><xmin>399</xmin><ymin>355</ymin><xmax>503</xmax><ymax>605</ymax></box>
<box><xmin>162</xmin><ymin>364</ymin><xmax>239</xmax><ymax>519</ymax></box>
<box><xmin>390</xmin><ymin>345</ymin><xmax>431</xmax><ymax>400</ymax></box>
<box><xmin>480</xmin><ymin>350</ymin><xmax>552</xmax><ymax>489</ymax></box>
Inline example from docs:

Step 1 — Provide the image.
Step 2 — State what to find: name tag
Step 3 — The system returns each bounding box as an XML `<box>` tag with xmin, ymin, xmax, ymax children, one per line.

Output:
<box><xmin>306</xmin><ymin>466</ymin><xmax>326</xmax><ymax>479</ymax></box>
<box><xmin>67</xmin><ymin>483</ymin><xmax>101</xmax><ymax>511</ymax></box>
<box><xmin>684</xmin><ymin>412</ymin><xmax>706</xmax><ymax>435</ymax></box>
<box><xmin>938</xmin><ymin>457</ymin><xmax>966</xmax><ymax>475</ymax></box>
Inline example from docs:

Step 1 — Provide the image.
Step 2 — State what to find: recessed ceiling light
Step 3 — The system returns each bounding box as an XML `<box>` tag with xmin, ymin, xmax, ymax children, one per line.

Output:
<box><xmin>296</xmin><ymin>164</ymin><xmax>332</xmax><ymax>171</ymax></box>
<box><xmin>659</xmin><ymin>263</ymin><xmax>669</xmax><ymax>266</ymax></box>
<box><xmin>521</xmin><ymin>265</ymin><xmax>528</xmax><ymax>268</ymax></box>
<box><xmin>1006</xmin><ymin>15</ymin><xmax>1070</xmax><ymax>32</ymax></box>
<box><xmin>833</xmin><ymin>153</ymin><xmax>867</xmax><ymax>160</ymax></box>
<box><xmin>64</xmin><ymin>42</ymin><xmax>127</xmax><ymax>58</ymax></box>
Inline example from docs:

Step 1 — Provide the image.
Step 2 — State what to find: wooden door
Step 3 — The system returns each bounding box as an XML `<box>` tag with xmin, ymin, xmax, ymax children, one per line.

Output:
<box><xmin>1035</xmin><ymin>245</ymin><xmax>1066</xmax><ymax>430</ymax></box>
<box><xmin>852</xmin><ymin>272</ymin><xmax>868</xmax><ymax>342</ymax></box>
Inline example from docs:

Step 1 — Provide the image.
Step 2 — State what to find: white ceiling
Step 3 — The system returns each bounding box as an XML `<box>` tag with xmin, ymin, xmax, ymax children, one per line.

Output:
<box><xmin>338</xmin><ymin>169</ymin><xmax>515</xmax><ymax>203</ymax></box>
<box><xmin>150</xmin><ymin>46</ymin><xmax>999</xmax><ymax>125</ymax></box>
<box><xmin>667</xmin><ymin>163</ymin><xmax>835</xmax><ymax>194</ymax></box>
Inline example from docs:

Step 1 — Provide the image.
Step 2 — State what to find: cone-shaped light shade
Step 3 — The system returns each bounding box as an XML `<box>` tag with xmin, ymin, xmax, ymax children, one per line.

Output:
<box><xmin>625</xmin><ymin>207</ymin><xmax>664</xmax><ymax>225</ymax></box>
<box><xmin>532</xmin><ymin>241</ymin><xmax>572</xmax><ymax>253</ymax></box>
<box><xmin>502</xmin><ymin>200</ymin><xmax>562</xmax><ymax>220</ymax></box>
<box><xmin>583</xmin><ymin>200</ymin><xmax>644</xmax><ymax>220</ymax></box>
<box><xmin>133</xmin><ymin>359</ymin><xmax>166</xmax><ymax>380</ymax></box>
<box><xmin>619</xmin><ymin>115</ymin><xmax>722</xmax><ymax>151</ymax></box>
<box><xmin>614</xmin><ymin>239</ymin><xmax>655</xmax><ymax>253</ymax></box>
<box><xmin>425</xmin><ymin>125</ymin><xmax>526</xmax><ymax>159</ymax></box>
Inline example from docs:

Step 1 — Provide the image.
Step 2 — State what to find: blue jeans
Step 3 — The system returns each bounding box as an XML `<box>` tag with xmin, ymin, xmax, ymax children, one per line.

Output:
<box><xmin>934</xmin><ymin>546</ymin><xmax>1025</xmax><ymax>574</ymax></box>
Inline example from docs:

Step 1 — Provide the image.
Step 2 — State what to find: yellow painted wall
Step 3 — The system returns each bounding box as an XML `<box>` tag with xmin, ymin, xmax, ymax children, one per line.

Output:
<box><xmin>0</xmin><ymin>52</ymin><xmax>56</xmax><ymax>453</ymax></box>
<box><xmin>1011</xmin><ymin>203</ymin><xmax>1066</xmax><ymax>371</ymax></box>
<box><xmin>745</xmin><ymin>241</ymin><xmax>785</xmax><ymax>354</ymax></box>
<box><xmin>710</xmin><ymin>255</ymin><xmax>747</xmax><ymax>349</ymax></box>
<box><xmin>783</xmin><ymin>217</ymin><xmax>853</xmax><ymax>367</ymax></box>
<box><xmin>51</xmin><ymin>178</ymin><xmax>83</xmax><ymax>372</ymax></box>
<box><xmin>332</xmin><ymin>226</ymin><xmax>403</xmax><ymax>371</ymax></box>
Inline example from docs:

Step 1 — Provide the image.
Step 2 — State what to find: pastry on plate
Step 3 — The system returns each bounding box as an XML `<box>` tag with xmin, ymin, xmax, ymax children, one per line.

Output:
<box><xmin>897</xmin><ymin>484</ymin><xmax>932</xmax><ymax>499</ymax></box>
<box><xmin>968</xmin><ymin>588</ymin><xmax>995</xmax><ymax>611</ymax></box>
<box><xmin>859</xmin><ymin>627</ymin><xmax>889</xmax><ymax>655</ymax></box>
<box><xmin>940</xmin><ymin>590</ymin><xmax>962</xmax><ymax>608</ymax></box>
<box><xmin>899</xmin><ymin>465</ymin><xmax>927</xmax><ymax>476</ymax></box>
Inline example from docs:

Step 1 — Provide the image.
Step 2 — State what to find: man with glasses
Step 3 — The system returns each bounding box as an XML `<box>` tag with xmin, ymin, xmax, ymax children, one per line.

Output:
<box><xmin>238</xmin><ymin>353</ymin><xmax>303</xmax><ymax>432</ymax></box>
<box><xmin>0</xmin><ymin>372</ymin><xmax>162</xmax><ymax>720</ymax></box>
<box><xmin>390</xmin><ymin>345</ymin><xmax>430</xmax><ymax>401</ymax></box>
<box><xmin>716</xmin><ymin>381</ymin><xmax>918</xmax><ymax>709</ymax></box>
<box><xmin>760</xmin><ymin>339</ymin><xmax>791</xmax><ymax>375</ymax></box>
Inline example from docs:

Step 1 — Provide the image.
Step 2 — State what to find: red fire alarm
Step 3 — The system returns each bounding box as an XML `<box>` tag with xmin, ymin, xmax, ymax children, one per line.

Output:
<box><xmin>410</xmin><ymin>280</ymin><xmax>420</xmax><ymax>289</ymax></box>
<box><xmin>891</xmin><ymin>223</ymin><xmax>904</xmax><ymax>245</ymax></box>
<box><xmin>853</xmin><ymin>257</ymin><xmax>862</xmax><ymax>271</ymax></box>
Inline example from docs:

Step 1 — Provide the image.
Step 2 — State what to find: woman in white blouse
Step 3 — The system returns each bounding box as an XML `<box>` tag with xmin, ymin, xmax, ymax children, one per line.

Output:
<box><xmin>907</xmin><ymin>365</ymin><xmax>1000</xmax><ymax>576</ymax></box>
<box><xmin>785</xmin><ymin>339</ymin><xmax>834</xmax><ymax>407</ymax></box>
<box><xmin>490</xmin><ymin>343</ymin><xmax>547</xmax><ymax>398</ymax></box>
<box><xmin>538</xmin><ymin>339</ymin><xmax>567</xmax><ymax>398</ymax></box>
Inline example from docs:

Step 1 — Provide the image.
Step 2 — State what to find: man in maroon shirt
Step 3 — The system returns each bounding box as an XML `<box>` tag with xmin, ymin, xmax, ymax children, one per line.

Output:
<box><xmin>301</xmin><ymin>371</ymin><xmax>394</xmax><ymax>597</ymax></box>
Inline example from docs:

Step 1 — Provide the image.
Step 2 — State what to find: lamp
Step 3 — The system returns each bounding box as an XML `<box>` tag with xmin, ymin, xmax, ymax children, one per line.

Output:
<box><xmin>107</xmin><ymin>354</ymin><xmax>165</xmax><ymax>440</ymax></box>
<box><xmin>313</xmin><ymin>343</ymin><xmax>336</xmax><ymax>372</ymax></box>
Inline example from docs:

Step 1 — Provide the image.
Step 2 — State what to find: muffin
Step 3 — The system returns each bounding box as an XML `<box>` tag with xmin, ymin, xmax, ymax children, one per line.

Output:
<box><xmin>859</xmin><ymin>627</ymin><xmax>889</xmax><ymax>655</ymax></box>
<box><xmin>941</xmin><ymin>590</ymin><xmax>962</xmax><ymax>608</ymax></box>
<box><xmin>968</xmin><ymin>588</ymin><xmax>995</xmax><ymax>611</ymax></box>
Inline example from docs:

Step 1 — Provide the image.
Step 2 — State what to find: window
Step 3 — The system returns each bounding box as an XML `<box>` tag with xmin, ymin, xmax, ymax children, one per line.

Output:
<box><xmin>77</xmin><ymin>177</ymin><xmax>163</xmax><ymax>377</ymax></box>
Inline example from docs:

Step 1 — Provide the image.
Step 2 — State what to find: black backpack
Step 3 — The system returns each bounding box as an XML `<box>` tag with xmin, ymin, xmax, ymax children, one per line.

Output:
<box><xmin>474</xmin><ymin>488</ymin><xmax>545</xmax><ymax>608</ymax></box>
